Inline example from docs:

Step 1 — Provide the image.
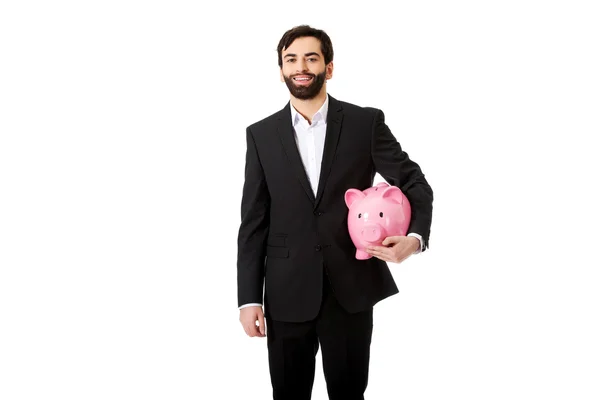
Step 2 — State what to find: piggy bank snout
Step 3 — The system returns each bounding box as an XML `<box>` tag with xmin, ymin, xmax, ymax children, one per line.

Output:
<box><xmin>361</xmin><ymin>223</ymin><xmax>385</xmax><ymax>243</ymax></box>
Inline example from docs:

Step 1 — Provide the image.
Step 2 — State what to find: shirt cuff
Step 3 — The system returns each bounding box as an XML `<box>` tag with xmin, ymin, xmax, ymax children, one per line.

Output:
<box><xmin>239</xmin><ymin>303</ymin><xmax>262</xmax><ymax>309</ymax></box>
<box><xmin>407</xmin><ymin>233</ymin><xmax>424</xmax><ymax>254</ymax></box>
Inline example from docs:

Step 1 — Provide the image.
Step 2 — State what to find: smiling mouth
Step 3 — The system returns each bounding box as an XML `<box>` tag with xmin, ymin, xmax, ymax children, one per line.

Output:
<box><xmin>293</xmin><ymin>75</ymin><xmax>313</xmax><ymax>84</ymax></box>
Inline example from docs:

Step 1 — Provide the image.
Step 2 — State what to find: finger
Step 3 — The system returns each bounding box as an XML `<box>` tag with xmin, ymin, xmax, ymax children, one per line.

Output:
<box><xmin>382</xmin><ymin>236</ymin><xmax>402</xmax><ymax>246</ymax></box>
<box><xmin>367</xmin><ymin>250</ymin><xmax>392</xmax><ymax>262</ymax></box>
<box><xmin>252</xmin><ymin>322</ymin><xmax>264</xmax><ymax>337</ymax></box>
<box><xmin>245</xmin><ymin>323</ymin><xmax>257</xmax><ymax>337</ymax></box>
<box><xmin>368</xmin><ymin>245</ymin><xmax>391</xmax><ymax>252</ymax></box>
<box><xmin>250</xmin><ymin>321</ymin><xmax>264</xmax><ymax>337</ymax></box>
<box><xmin>367</xmin><ymin>248</ymin><xmax>390</xmax><ymax>257</ymax></box>
<box><xmin>368</xmin><ymin>252</ymin><xmax>389</xmax><ymax>261</ymax></box>
<box><xmin>258</xmin><ymin>313</ymin><xmax>266</xmax><ymax>336</ymax></box>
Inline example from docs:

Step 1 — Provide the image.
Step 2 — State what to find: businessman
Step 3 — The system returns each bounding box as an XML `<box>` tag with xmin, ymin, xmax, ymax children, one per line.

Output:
<box><xmin>237</xmin><ymin>25</ymin><xmax>434</xmax><ymax>400</ymax></box>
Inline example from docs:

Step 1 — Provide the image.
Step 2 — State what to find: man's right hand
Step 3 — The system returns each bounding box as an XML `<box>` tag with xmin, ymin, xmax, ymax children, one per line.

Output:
<box><xmin>239</xmin><ymin>306</ymin><xmax>266</xmax><ymax>337</ymax></box>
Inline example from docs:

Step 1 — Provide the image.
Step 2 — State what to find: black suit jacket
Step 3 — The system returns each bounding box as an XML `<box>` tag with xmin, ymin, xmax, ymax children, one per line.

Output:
<box><xmin>237</xmin><ymin>94</ymin><xmax>433</xmax><ymax>323</ymax></box>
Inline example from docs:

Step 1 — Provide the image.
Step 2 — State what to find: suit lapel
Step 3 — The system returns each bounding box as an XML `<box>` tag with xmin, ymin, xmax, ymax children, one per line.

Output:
<box><xmin>314</xmin><ymin>95</ymin><xmax>343</xmax><ymax>209</ymax></box>
<box><xmin>275</xmin><ymin>95</ymin><xmax>344</xmax><ymax>208</ymax></box>
<box><xmin>276</xmin><ymin>103</ymin><xmax>315</xmax><ymax>204</ymax></box>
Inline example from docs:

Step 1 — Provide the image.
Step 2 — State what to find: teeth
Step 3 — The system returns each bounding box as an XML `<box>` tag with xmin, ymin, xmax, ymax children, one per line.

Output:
<box><xmin>294</xmin><ymin>77</ymin><xmax>311</xmax><ymax>81</ymax></box>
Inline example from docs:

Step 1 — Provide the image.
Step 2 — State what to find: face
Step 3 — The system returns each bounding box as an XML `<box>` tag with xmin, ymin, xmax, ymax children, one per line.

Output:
<box><xmin>280</xmin><ymin>36</ymin><xmax>333</xmax><ymax>100</ymax></box>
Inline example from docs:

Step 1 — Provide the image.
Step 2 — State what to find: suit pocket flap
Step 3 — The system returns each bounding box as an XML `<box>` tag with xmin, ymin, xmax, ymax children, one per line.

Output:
<box><xmin>266</xmin><ymin>245</ymin><xmax>289</xmax><ymax>258</ymax></box>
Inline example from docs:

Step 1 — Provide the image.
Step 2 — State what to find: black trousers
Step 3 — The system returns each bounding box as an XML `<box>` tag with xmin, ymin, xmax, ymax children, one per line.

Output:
<box><xmin>265</xmin><ymin>270</ymin><xmax>374</xmax><ymax>400</ymax></box>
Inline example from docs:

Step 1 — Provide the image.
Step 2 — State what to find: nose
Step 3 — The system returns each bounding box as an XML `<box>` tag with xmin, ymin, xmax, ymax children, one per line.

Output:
<box><xmin>296</xmin><ymin>59</ymin><xmax>308</xmax><ymax>73</ymax></box>
<box><xmin>361</xmin><ymin>224</ymin><xmax>384</xmax><ymax>243</ymax></box>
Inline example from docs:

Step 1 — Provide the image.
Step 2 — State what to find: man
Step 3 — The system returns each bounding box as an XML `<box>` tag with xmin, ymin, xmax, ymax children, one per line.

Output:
<box><xmin>237</xmin><ymin>25</ymin><xmax>433</xmax><ymax>400</ymax></box>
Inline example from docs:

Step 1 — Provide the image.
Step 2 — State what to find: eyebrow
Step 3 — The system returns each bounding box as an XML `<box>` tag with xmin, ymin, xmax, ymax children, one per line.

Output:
<box><xmin>283</xmin><ymin>52</ymin><xmax>321</xmax><ymax>58</ymax></box>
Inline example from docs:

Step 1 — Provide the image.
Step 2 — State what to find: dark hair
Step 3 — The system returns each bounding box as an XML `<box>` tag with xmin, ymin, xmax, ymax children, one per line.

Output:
<box><xmin>277</xmin><ymin>25</ymin><xmax>334</xmax><ymax>68</ymax></box>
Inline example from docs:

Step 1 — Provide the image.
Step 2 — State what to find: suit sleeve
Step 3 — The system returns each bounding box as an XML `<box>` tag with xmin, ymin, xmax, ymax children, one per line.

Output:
<box><xmin>237</xmin><ymin>127</ymin><xmax>270</xmax><ymax>307</ymax></box>
<box><xmin>370</xmin><ymin>109</ymin><xmax>434</xmax><ymax>250</ymax></box>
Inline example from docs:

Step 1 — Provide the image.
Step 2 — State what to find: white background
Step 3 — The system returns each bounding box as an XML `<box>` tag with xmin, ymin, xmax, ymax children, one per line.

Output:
<box><xmin>1</xmin><ymin>0</ymin><xmax>599</xmax><ymax>399</ymax></box>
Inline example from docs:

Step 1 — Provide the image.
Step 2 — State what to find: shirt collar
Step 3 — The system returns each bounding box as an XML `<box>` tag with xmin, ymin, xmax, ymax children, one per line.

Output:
<box><xmin>291</xmin><ymin>94</ymin><xmax>329</xmax><ymax>126</ymax></box>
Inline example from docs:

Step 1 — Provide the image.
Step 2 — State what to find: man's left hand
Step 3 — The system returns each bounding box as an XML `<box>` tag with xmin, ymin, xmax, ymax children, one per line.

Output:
<box><xmin>366</xmin><ymin>236</ymin><xmax>420</xmax><ymax>264</ymax></box>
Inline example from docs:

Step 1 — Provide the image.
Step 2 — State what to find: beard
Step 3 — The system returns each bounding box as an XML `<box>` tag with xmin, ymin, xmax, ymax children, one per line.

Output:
<box><xmin>283</xmin><ymin>70</ymin><xmax>327</xmax><ymax>100</ymax></box>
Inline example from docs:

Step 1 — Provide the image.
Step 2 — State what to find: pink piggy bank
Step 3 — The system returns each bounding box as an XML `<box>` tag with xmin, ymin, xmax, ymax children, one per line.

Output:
<box><xmin>344</xmin><ymin>182</ymin><xmax>411</xmax><ymax>260</ymax></box>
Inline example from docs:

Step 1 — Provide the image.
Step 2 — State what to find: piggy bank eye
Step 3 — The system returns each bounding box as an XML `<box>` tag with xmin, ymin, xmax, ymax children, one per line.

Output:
<box><xmin>379</xmin><ymin>212</ymin><xmax>383</xmax><ymax>218</ymax></box>
<box><xmin>358</xmin><ymin>213</ymin><xmax>362</xmax><ymax>218</ymax></box>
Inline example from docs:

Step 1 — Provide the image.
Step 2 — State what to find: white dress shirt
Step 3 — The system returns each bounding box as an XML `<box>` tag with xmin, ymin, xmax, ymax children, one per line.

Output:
<box><xmin>239</xmin><ymin>95</ymin><xmax>422</xmax><ymax>309</ymax></box>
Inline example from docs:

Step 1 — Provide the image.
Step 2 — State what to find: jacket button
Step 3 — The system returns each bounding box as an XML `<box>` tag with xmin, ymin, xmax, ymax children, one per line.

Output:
<box><xmin>315</xmin><ymin>245</ymin><xmax>322</xmax><ymax>251</ymax></box>
<box><xmin>314</xmin><ymin>211</ymin><xmax>323</xmax><ymax>216</ymax></box>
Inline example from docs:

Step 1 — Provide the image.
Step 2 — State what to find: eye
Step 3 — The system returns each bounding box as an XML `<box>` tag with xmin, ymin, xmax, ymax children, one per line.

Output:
<box><xmin>308</xmin><ymin>58</ymin><xmax>317</xmax><ymax>62</ymax></box>
<box><xmin>379</xmin><ymin>212</ymin><xmax>383</xmax><ymax>217</ymax></box>
<box><xmin>358</xmin><ymin>213</ymin><xmax>362</xmax><ymax>218</ymax></box>
<box><xmin>286</xmin><ymin>59</ymin><xmax>295</xmax><ymax>63</ymax></box>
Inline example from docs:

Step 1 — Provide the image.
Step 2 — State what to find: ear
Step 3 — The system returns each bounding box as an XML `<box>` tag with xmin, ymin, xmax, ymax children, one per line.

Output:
<box><xmin>326</xmin><ymin>61</ymin><xmax>334</xmax><ymax>80</ymax></box>
<box><xmin>344</xmin><ymin>188</ymin><xmax>365</xmax><ymax>208</ymax></box>
<box><xmin>381</xmin><ymin>186</ymin><xmax>404</xmax><ymax>205</ymax></box>
<box><xmin>280</xmin><ymin>68</ymin><xmax>284</xmax><ymax>82</ymax></box>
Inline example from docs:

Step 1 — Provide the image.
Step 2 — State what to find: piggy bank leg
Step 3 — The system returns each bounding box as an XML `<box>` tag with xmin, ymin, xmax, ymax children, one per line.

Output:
<box><xmin>356</xmin><ymin>249</ymin><xmax>371</xmax><ymax>260</ymax></box>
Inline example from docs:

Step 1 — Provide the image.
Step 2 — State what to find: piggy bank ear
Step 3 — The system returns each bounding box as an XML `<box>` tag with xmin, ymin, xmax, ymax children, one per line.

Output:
<box><xmin>381</xmin><ymin>186</ymin><xmax>405</xmax><ymax>205</ymax></box>
<box><xmin>344</xmin><ymin>189</ymin><xmax>365</xmax><ymax>208</ymax></box>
